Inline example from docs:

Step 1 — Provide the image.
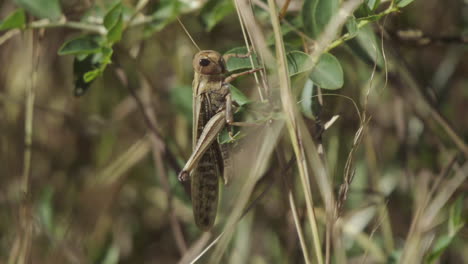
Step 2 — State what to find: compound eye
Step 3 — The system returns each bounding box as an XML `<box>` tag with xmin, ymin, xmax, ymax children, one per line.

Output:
<box><xmin>199</xmin><ymin>58</ymin><xmax>211</xmax><ymax>67</ymax></box>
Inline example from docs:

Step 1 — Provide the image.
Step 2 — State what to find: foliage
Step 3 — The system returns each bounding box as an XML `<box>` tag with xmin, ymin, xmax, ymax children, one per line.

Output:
<box><xmin>0</xmin><ymin>8</ymin><xmax>25</xmax><ymax>30</ymax></box>
<box><xmin>0</xmin><ymin>0</ymin><xmax>465</xmax><ymax>263</ymax></box>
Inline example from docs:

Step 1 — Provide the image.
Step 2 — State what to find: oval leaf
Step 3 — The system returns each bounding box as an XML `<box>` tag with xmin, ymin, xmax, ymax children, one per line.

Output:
<box><xmin>347</xmin><ymin>24</ymin><xmax>383</xmax><ymax>68</ymax></box>
<box><xmin>286</xmin><ymin>51</ymin><xmax>314</xmax><ymax>77</ymax></box>
<box><xmin>230</xmin><ymin>84</ymin><xmax>250</xmax><ymax>106</ymax></box>
<box><xmin>300</xmin><ymin>79</ymin><xmax>318</xmax><ymax>119</ymax></box>
<box><xmin>397</xmin><ymin>0</ymin><xmax>415</xmax><ymax>8</ymax></box>
<box><xmin>200</xmin><ymin>0</ymin><xmax>234</xmax><ymax>31</ymax></box>
<box><xmin>345</xmin><ymin>16</ymin><xmax>358</xmax><ymax>38</ymax></box>
<box><xmin>366</xmin><ymin>0</ymin><xmax>380</xmax><ymax>10</ymax></box>
<box><xmin>224</xmin><ymin>47</ymin><xmax>259</xmax><ymax>72</ymax></box>
<box><xmin>303</xmin><ymin>0</ymin><xmax>339</xmax><ymax>38</ymax></box>
<box><xmin>309</xmin><ymin>53</ymin><xmax>343</xmax><ymax>90</ymax></box>
<box><xmin>58</xmin><ymin>35</ymin><xmax>101</xmax><ymax>56</ymax></box>
<box><xmin>107</xmin><ymin>15</ymin><xmax>123</xmax><ymax>44</ymax></box>
<box><xmin>104</xmin><ymin>2</ymin><xmax>122</xmax><ymax>30</ymax></box>
<box><xmin>0</xmin><ymin>9</ymin><xmax>26</xmax><ymax>31</ymax></box>
<box><xmin>144</xmin><ymin>0</ymin><xmax>180</xmax><ymax>36</ymax></box>
<box><xmin>14</xmin><ymin>0</ymin><xmax>61</xmax><ymax>20</ymax></box>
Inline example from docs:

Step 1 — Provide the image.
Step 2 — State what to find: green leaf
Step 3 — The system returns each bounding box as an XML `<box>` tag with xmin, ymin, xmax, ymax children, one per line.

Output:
<box><xmin>83</xmin><ymin>69</ymin><xmax>101</xmax><ymax>83</ymax></box>
<box><xmin>366</xmin><ymin>0</ymin><xmax>380</xmax><ymax>10</ymax></box>
<box><xmin>103</xmin><ymin>2</ymin><xmax>122</xmax><ymax>30</ymax></box>
<box><xmin>267</xmin><ymin>17</ymin><xmax>304</xmax><ymax>49</ymax></box>
<box><xmin>14</xmin><ymin>0</ymin><xmax>61</xmax><ymax>20</ymax></box>
<box><xmin>101</xmin><ymin>244</ymin><xmax>120</xmax><ymax>264</ymax></box>
<box><xmin>303</xmin><ymin>0</ymin><xmax>339</xmax><ymax>38</ymax></box>
<box><xmin>448</xmin><ymin>195</ymin><xmax>465</xmax><ymax>235</ymax></box>
<box><xmin>72</xmin><ymin>48</ymin><xmax>113</xmax><ymax>96</ymax></box>
<box><xmin>58</xmin><ymin>35</ymin><xmax>101</xmax><ymax>56</ymax></box>
<box><xmin>107</xmin><ymin>15</ymin><xmax>123</xmax><ymax>44</ymax></box>
<box><xmin>224</xmin><ymin>47</ymin><xmax>259</xmax><ymax>72</ymax></box>
<box><xmin>38</xmin><ymin>186</ymin><xmax>54</xmax><ymax>233</ymax></box>
<box><xmin>218</xmin><ymin>128</ymin><xmax>241</xmax><ymax>144</ymax></box>
<box><xmin>310</xmin><ymin>53</ymin><xmax>343</xmax><ymax>90</ymax></box>
<box><xmin>286</xmin><ymin>51</ymin><xmax>315</xmax><ymax>77</ymax></box>
<box><xmin>230</xmin><ymin>85</ymin><xmax>250</xmax><ymax>106</ymax></box>
<box><xmin>0</xmin><ymin>9</ymin><xmax>26</xmax><ymax>31</ymax></box>
<box><xmin>300</xmin><ymin>79</ymin><xmax>320</xmax><ymax>120</ymax></box>
<box><xmin>73</xmin><ymin>55</ymin><xmax>96</xmax><ymax>96</ymax></box>
<box><xmin>103</xmin><ymin>2</ymin><xmax>123</xmax><ymax>44</ymax></box>
<box><xmin>356</xmin><ymin>13</ymin><xmax>384</xmax><ymax>23</ymax></box>
<box><xmin>345</xmin><ymin>16</ymin><xmax>359</xmax><ymax>38</ymax></box>
<box><xmin>200</xmin><ymin>0</ymin><xmax>235</xmax><ymax>31</ymax></box>
<box><xmin>354</xmin><ymin>4</ymin><xmax>372</xmax><ymax>18</ymax></box>
<box><xmin>144</xmin><ymin>0</ymin><xmax>181</xmax><ymax>36</ymax></box>
<box><xmin>425</xmin><ymin>196</ymin><xmax>465</xmax><ymax>264</ymax></box>
<box><xmin>347</xmin><ymin>24</ymin><xmax>383</xmax><ymax>68</ymax></box>
<box><xmin>302</xmin><ymin>0</ymin><xmax>318</xmax><ymax>37</ymax></box>
<box><xmin>314</xmin><ymin>0</ymin><xmax>339</xmax><ymax>36</ymax></box>
<box><xmin>426</xmin><ymin>235</ymin><xmax>453</xmax><ymax>264</ymax></box>
<box><xmin>397</xmin><ymin>0</ymin><xmax>415</xmax><ymax>8</ymax></box>
<box><xmin>388</xmin><ymin>250</ymin><xmax>402</xmax><ymax>264</ymax></box>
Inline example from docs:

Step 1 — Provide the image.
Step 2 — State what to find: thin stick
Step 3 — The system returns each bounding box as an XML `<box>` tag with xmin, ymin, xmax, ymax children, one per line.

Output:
<box><xmin>30</xmin><ymin>18</ymin><xmax>106</xmax><ymax>34</ymax></box>
<box><xmin>233</xmin><ymin>0</ymin><xmax>265</xmax><ymax>101</ymax></box>
<box><xmin>276</xmin><ymin>149</ymin><xmax>311</xmax><ymax>264</ymax></box>
<box><xmin>239</xmin><ymin>0</ymin><xmax>272</xmax><ymax>98</ymax></box>
<box><xmin>0</xmin><ymin>29</ymin><xmax>21</xmax><ymax>46</ymax></box>
<box><xmin>18</xmin><ymin>27</ymin><xmax>40</xmax><ymax>264</ymax></box>
<box><xmin>278</xmin><ymin>0</ymin><xmax>292</xmax><ymax>19</ymax></box>
<box><xmin>177</xmin><ymin>17</ymin><xmax>201</xmax><ymax>51</ymax></box>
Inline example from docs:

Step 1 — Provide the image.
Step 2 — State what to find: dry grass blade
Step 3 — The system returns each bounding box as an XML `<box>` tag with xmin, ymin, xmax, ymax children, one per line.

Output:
<box><xmin>401</xmin><ymin>162</ymin><xmax>468</xmax><ymax>263</ymax></box>
<box><xmin>208</xmin><ymin>121</ymin><xmax>284</xmax><ymax>263</ymax></box>
<box><xmin>233</xmin><ymin>0</ymin><xmax>265</xmax><ymax>101</ymax></box>
<box><xmin>93</xmin><ymin>135</ymin><xmax>151</xmax><ymax>186</ymax></box>
<box><xmin>267</xmin><ymin>0</ymin><xmax>323</xmax><ymax>263</ymax></box>
<box><xmin>178</xmin><ymin>232</ymin><xmax>211</xmax><ymax>264</ymax></box>
<box><xmin>288</xmin><ymin>184</ymin><xmax>312</xmax><ymax>264</ymax></box>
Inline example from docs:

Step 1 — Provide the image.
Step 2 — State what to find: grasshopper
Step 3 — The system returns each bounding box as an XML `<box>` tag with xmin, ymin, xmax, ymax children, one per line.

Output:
<box><xmin>178</xmin><ymin>49</ymin><xmax>261</xmax><ymax>230</ymax></box>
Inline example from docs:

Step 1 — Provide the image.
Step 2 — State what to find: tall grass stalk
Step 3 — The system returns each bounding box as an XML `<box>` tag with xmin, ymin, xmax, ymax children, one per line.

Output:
<box><xmin>267</xmin><ymin>1</ymin><xmax>323</xmax><ymax>263</ymax></box>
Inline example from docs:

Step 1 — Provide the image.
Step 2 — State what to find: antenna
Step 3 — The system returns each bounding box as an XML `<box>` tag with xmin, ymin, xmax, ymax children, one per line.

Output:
<box><xmin>177</xmin><ymin>17</ymin><xmax>201</xmax><ymax>51</ymax></box>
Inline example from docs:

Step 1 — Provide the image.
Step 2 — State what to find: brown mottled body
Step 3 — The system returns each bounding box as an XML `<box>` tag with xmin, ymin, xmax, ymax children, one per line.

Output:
<box><xmin>178</xmin><ymin>50</ymin><xmax>261</xmax><ymax>230</ymax></box>
<box><xmin>190</xmin><ymin>50</ymin><xmax>229</xmax><ymax>230</ymax></box>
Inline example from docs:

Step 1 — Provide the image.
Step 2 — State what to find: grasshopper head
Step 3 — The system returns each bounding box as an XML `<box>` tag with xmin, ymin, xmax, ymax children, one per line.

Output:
<box><xmin>193</xmin><ymin>50</ymin><xmax>226</xmax><ymax>75</ymax></box>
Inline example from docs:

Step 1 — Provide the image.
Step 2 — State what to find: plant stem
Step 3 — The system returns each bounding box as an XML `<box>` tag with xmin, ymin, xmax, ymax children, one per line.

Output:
<box><xmin>267</xmin><ymin>1</ymin><xmax>323</xmax><ymax>263</ymax></box>
<box><xmin>30</xmin><ymin>18</ymin><xmax>107</xmax><ymax>34</ymax></box>
<box><xmin>326</xmin><ymin>6</ymin><xmax>399</xmax><ymax>52</ymax></box>
<box><xmin>18</xmin><ymin>27</ymin><xmax>38</xmax><ymax>264</ymax></box>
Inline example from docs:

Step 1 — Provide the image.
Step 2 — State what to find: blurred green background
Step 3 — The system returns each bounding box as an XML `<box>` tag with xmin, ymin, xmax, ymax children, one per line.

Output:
<box><xmin>0</xmin><ymin>0</ymin><xmax>467</xmax><ymax>263</ymax></box>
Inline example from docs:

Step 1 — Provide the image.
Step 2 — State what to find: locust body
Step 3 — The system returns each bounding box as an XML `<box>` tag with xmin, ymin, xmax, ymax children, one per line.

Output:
<box><xmin>178</xmin><ymin>50</ymin><xmax>260</xmax><ymax>230</ymax></box>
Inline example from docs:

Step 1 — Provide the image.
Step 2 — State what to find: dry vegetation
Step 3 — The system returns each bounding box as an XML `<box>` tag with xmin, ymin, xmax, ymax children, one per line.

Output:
<box><xmin>0</xmin><ymin>0</ymin><xmax>467</xmax><ymax>263</ymax></box>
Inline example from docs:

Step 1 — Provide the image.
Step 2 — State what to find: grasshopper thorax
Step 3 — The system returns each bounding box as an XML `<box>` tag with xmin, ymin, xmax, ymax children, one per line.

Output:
<box><xmin>193</xmin><ymin>50</ymin><xmax>226</xmax><ymax>75</ymax></box>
